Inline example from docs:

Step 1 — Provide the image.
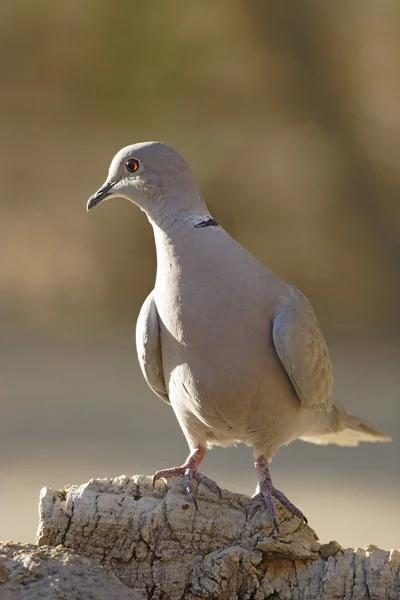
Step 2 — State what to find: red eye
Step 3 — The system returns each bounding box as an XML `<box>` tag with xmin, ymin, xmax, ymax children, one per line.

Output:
<box><xmin>125</xmin><ymin>158</ymin><xmax>140</xmax><ymax>173</ymax></box>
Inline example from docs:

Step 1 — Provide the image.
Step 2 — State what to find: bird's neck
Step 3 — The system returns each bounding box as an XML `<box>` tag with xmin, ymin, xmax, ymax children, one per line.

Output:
<box><xmin>151</xmin><ymin>209</ymin><xmax>210</xmax><ymax>255</ymax></box>
<box><xmin>150</xmin><ymin>208</ymin><xmax>212</xmax><ymax>235</ymax></box>
<box><xmin>148</xmin><ymin>193</ymin><xmax>211</xmax><ymax>248</ymax></box>
<box><xmin>148</xmin><ymin>203</ymin><xmax>215</xmax><ymax>286</ymax></box>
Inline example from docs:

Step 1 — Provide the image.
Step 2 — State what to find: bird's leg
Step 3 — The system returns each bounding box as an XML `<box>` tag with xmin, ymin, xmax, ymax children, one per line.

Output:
<box><xmin>245</xmin><ymin>456</ymin><xmax>307</xmax><ymax>533</ymax></box>
<box><xmin>152</xmin><ymin>446</ymin><xmax>221</xmax><ymax>509</ymax></box>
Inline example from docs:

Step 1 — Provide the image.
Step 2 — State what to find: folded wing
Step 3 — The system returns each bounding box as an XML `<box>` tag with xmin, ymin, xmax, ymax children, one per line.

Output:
<box><xmin>136</xmin><ymin>291</ymin><xmax>170</xmax><ymax>405</ymax></box>
<box><xmin>272</xmin><ymin>286</ymin><xmax>333</xmax><ymax>411</ymax></box>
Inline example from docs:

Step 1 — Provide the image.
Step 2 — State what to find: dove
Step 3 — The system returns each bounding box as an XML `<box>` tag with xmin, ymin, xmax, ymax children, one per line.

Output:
<box><xmin>87</xmin><ymin>141</ymin><xmax>391</xmax><ymax>531</ymax></box>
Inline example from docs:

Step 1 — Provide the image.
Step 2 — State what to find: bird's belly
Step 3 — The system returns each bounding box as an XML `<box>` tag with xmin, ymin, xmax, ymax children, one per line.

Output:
<box><xmin>165</xmin><ymin>343</ymin><xmax>302</xmax><ymax>450</ymax></box>
<box><xmin>167</xmin><ymin>362</ymin><xmax>253</xmax><ymax>445</ymax></box>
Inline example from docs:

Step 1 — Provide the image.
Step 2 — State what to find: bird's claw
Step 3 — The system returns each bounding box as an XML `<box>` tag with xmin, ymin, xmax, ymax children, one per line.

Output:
<box><xmin>152</xmin><ymin>466</ymin><xmax>185</xmax><ymax>487</ymax></box>
<box><xmin>245</xmin><ymin>488</ymin><xmax>306</xmax><ymax>531</ymax></box>
<box><xmin>187</xmin><ymin>491</ymin><xmax>199</xmax><ymax>511</ymax></box>
<box><xmin>193</xmin><ymin>472</ymin><xmax>222</xmax><ymax>499</ymax></box>
<box><xmin>245</xmin><ymin>496</ymin><xmax>261</xmax><ymax>522</ymax></box>
<box><xmin>152</xmin><ymin>465</ymin><xmax>221</xmax><ymax>509</ymax></box>
<box><xmin>270</xmin><ymin>487</ymin><xmax>307</xmax><ymax>524</ymax></box>
<box><xmin>245</xmin><ymin>495</ymin><xmax>280</xmax><ymax>533</ymax></box>
<box><xmin>272</xmin><ymin>516</ymin><xmax>280</xmax><ymax>534</ymax></box>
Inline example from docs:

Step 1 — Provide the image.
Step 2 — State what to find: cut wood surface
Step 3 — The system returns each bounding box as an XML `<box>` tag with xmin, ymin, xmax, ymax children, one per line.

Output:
<box><xmin>32</xmin><ymin>475</ymin><xmax>399</xmax><ymax>600</ymax></box>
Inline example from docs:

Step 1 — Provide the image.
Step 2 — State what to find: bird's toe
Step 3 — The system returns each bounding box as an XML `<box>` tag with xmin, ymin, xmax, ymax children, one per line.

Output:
<box><xmin>244</xmin><ymin>493</ymin><xmax>263</xmax><ymax>522</ymax></box>
<box><xmin>193</xmin><ymin>472</ymin><xmax>222</xmax><ymax>498</ymax></box>
<box><xmin>152</xmin><ymin>466</ymin><xmax>185</xmax><ymax>486</ymax></box>
<box><xmin>271</xmin><ymin>487</ymin><xmax>307</xmax><ymax>523</ymax></box>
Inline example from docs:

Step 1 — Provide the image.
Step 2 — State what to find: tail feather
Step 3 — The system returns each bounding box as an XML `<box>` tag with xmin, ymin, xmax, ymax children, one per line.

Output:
<box><xmin>300</xmin><ymin>403</ymin><xmax>392</xmax><ymax>447</ymax></box>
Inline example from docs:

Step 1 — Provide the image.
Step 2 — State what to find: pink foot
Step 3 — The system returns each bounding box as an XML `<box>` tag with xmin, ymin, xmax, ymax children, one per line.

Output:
<box><xmin>245</xmin><ymin>456</ymin><xmax>307</xmax><ymax>533</ymax></box>
<box><xmin>152</xmin><ymin>447</ymin><xmax>221</xmax><ymax>509</ymax></box>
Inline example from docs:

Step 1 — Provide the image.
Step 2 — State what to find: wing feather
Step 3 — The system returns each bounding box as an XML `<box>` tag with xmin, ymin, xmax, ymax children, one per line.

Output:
<box><xmin>272</xmin><ymin>286</ymin><xmax>333</xmax><ymax>410</ymax></box>
<box><xmin>136</xmin><ymin>291</ymin><xmax>170</xmax><ymax>405</ymax></box>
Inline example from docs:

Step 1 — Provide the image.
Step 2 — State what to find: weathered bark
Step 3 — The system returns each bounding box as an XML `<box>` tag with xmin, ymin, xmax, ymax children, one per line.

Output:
<box><xmin>35</xmin><ymin>475</ymin><xmax>400</xmax><ymax>600</ymax></box>
<box><xmin>0</xmin><ymin>541</ymin><xmax>143</xmax><ymax>600</ymax></box>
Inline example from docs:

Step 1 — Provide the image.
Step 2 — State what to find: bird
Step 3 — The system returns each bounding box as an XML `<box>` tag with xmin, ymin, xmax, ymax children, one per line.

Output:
<box><xmin>87</xmin><ymin>141</ymin><xmax>391</xmax><ymax>532</ymax></box>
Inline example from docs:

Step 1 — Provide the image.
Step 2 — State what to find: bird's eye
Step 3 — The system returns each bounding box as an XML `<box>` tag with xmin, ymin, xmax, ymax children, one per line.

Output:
<box><xmin>125</xmin><ymin>158</ymin><xmax>140</xmax><ymax>173</ymax></box>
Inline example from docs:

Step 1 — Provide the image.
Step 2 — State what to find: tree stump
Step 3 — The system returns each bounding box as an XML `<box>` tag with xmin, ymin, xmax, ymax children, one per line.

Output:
<box><xmin>33</xmin><ymin>474</ymin><xmax>399</xmax><ymax>600</ymax></box>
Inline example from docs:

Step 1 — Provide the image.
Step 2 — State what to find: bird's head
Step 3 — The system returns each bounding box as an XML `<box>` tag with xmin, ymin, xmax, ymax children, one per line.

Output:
<box><xmin>87</xmin><ymin>141</ymin><xmax>207</xmax><ymax>222</ymax></box>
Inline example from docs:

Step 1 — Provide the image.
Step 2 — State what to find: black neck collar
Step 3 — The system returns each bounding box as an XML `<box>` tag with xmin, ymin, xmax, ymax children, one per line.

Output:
<box><xmin>194</xmin><ymin>217</ymin><xmax>219</xmax><ymax>229</ymax></box>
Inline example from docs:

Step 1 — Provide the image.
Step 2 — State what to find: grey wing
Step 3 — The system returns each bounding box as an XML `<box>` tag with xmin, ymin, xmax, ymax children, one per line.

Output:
<box><xmin>135</xmin><ymin>291</ymin><xmax>170</xmax><ymax>405</ymax></box>
<box><xmin>272</xmin><ymin>285</ymin><xmax>333</xmax><ymax>410</ymax></box>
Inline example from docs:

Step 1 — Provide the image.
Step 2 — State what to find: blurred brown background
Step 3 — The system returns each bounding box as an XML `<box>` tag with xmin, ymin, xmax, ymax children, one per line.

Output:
<box><xmin>1</xmin><ymin>1</ymin><xmax>399</xmax><ymax>549</ymax></box>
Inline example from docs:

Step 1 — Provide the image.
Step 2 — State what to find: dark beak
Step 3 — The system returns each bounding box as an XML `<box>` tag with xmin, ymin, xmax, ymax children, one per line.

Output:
<box><xmin>87</xmin><ymin>181</ymin><xmax>116</xmax><ymax>211</ymax></box>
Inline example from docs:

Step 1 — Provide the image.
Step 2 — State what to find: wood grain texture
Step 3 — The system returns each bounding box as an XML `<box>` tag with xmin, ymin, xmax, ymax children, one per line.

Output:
<box><xmin>35</xmin><ymin>475</ymin><xmax>400</xmax><ymax>600</ymax></box>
